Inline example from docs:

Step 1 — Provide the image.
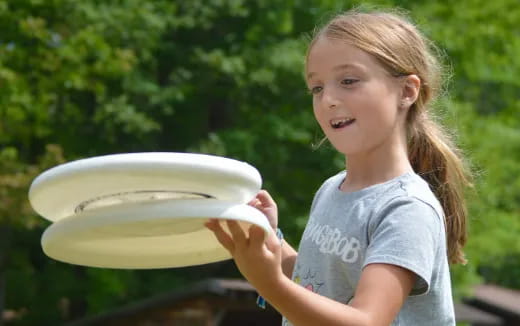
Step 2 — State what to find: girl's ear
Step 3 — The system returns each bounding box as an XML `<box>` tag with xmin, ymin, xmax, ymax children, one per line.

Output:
<box><xmin>400</xmin><ymin>74</ymin><xmax>421</xmax><ymax>110</ymax></box>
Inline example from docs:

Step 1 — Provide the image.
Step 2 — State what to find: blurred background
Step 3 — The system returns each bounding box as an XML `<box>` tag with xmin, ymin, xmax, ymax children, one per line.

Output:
<box><xmin>0</xmin><ymin>0</ymin><xmax>518</xmax><ymax>325</ymax></box>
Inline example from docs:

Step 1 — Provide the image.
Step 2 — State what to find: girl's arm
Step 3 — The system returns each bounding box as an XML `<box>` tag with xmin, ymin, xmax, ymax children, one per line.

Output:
<box><xmin>205</xmin><ymin>220</ymin><xmax>415</xmax><ymax>326</ymax></box>
<box><xmin>280</xmin><ymin>239</ymin><xmax>298</xmax><ymax>278</ymax></box>
<box><xmin>265</xmin><ymin>262</ymin><xmax>415</xmax><ymax>326</ymax></box>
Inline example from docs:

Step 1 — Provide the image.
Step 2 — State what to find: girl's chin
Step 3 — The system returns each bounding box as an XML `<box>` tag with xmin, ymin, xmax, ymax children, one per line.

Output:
<box><xmin>329</xmin><ymin>144</ymin><xmax>361</xmax><ymax>156</ymax></box>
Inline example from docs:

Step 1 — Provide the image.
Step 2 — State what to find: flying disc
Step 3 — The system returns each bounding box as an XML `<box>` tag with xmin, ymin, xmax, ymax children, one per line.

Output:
<box><xmin>29</xmin><ymin>152</ymin><xmax>262</xmax><ymax>222</ymax></box>
<box><xmin>41</xmin><ymin>199</ymin><xmax>272</xmax><ymax>269</ymax></box>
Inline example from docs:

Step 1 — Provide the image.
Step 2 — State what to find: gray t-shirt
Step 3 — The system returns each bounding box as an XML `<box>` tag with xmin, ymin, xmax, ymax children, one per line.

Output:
<box><xmin>282</xmin><ymin>171</ymin><xmax>455</xmax><ymax>326</ymax></box>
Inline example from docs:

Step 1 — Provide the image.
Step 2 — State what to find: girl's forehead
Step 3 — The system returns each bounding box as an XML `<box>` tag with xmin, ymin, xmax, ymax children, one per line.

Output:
<box><xmin>306</xmin><ymin>37</ymin><xmax>383</xmax><ymax>79</ymax></box>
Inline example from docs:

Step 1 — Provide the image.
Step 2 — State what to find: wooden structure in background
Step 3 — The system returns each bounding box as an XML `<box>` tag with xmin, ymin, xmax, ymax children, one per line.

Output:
<box><xmin>464</xmin><ymin>284</ymin><xmax>520</xmax><ymax>326</ymax></box>
<box><xmin>65</xmin><ymin>279</ymin><xmax>280</xmax><ymax>326</ymax></box>
<box><xmin>61</xmin><ymin>279</ymin><xmax>519</xmax><ymax>326</ymax></box>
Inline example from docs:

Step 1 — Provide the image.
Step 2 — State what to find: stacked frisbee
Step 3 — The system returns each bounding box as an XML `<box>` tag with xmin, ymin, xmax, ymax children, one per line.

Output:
<box><xmin>28</xmin><ymin>152</ymin><xmax>271</xmax><ymax>269</ymax></box>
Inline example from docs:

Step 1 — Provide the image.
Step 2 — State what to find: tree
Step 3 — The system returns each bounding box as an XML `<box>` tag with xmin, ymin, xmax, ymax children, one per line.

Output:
<box><xmin>0</xmin><ymin>145</ymin><xmax>64</xmax><ymax>324</ymax></box>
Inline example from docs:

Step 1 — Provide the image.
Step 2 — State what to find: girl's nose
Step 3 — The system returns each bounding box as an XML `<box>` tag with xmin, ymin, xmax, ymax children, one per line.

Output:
<box><xmin>322</xmin><ymin>88</ymin><xmax>340</xmax><ymax>109</ymax></box>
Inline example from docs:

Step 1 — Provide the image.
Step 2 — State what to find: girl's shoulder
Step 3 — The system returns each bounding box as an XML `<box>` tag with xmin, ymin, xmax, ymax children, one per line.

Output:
<box><xmin>388</xmin><ymin>172</ymin><xmax>443</xmax><ymax>213</ymax></box>
<box><xmin>375</xmin><ymin>172</ymin><xmax>445</xmax><ymax>226</ymax></box>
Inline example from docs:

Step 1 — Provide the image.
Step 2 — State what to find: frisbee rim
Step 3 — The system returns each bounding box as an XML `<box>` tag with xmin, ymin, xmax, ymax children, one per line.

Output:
<box><xmin>41</xmin><ymin>200</ymin><xmax>272</xmax><ymax>269</ymax></box>
<box><xmin>29</xmin><ymin>152</ymin><xmax>262</xmax><ymax>222</ymax></box>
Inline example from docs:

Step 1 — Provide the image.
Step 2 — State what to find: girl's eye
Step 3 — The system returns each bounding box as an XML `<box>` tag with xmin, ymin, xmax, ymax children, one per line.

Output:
<box><xmin>341</xmin><ymin>78</ymin><xmax>358</xmax><ymax>85</ymax></box>
<box><xmin>309</xmin><ymin>86</ymin><xmax>323</xmax><ymax>95</ymax></box>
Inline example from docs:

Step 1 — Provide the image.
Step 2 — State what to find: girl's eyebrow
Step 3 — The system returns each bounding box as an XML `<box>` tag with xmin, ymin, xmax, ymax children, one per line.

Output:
<box><xmin>306</xmin><ymin>63</ymin><xmax>365</xmax><ymax>80</ymax></box>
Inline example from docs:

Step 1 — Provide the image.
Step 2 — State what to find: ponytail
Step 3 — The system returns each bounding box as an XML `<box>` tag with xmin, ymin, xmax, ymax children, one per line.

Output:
<box><xmin>408</xmin><ymin>111</ymin><xmax>472</xmax><ymax>265</ymax></box>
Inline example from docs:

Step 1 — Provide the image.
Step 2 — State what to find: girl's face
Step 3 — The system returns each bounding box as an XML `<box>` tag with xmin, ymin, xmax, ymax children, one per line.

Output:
<box><xmin>306</xmin><ymin>37</ymin><xmax>407</xmax><ymax>157</ymax></box>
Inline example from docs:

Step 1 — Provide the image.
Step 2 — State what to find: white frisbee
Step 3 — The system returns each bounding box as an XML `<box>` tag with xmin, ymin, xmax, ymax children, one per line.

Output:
<box><xmin>29</xmin><ymin>152</ymin><xmax>262</xmax><ymax>222</ymax></box>
<box><xmin>41</xmin><ymin>199</ymin><xmax>272</xmax><ymax>269</ymax></box>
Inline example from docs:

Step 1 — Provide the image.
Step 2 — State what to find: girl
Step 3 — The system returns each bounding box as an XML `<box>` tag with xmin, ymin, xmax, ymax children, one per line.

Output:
<box><xmin>206</xmin><ymin>9</ymin><xmax>471</xmax><ymax>326</ymax></box>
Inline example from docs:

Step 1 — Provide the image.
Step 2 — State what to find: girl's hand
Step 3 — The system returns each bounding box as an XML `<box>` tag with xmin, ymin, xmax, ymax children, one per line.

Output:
<box><xmin>248</xmin><ymin>190</ymin><xmax>278</xmax><ymax>230</ymax></box>
<box><xmin>205</xmin><ymin>219</ymin><xmax>284</xmax><ymax>291</ymax></box>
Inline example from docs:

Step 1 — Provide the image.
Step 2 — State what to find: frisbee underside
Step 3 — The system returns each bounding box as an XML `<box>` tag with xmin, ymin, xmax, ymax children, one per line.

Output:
<box><xmin>42</xmin><ymin>200</ymin><xmax>271</xmax><ymax>269</ymax></box>
<box><xmin>29</xmin><ymin>153</ymin><xmax>262</xmax><ymax>222</ymax></box>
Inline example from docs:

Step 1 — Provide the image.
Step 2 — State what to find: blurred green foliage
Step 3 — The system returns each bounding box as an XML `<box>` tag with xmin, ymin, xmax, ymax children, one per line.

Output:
<box><xmin>0</xmin><ymin>0</ymin><xmax>518</xmax><ymax>324</ymax></box>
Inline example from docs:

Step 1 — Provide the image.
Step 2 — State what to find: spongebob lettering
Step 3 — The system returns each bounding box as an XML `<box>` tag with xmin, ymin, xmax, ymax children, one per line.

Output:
<box><xmin>302</xmin><ymin>221</ymin><xmax>361</xmax><ymax>263</ymax></box>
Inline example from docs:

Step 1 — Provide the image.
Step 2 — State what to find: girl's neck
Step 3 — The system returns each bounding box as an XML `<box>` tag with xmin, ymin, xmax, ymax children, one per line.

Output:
<box><xmin>340</xmin><ymin>146</ymin><xmax>413</xmax><ymax>193</ymax></box>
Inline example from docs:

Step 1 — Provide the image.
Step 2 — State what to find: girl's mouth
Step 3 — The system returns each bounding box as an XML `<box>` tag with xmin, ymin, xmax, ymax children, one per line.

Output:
<box><xmin>330</xmin><ymin>117</ymin><xmax>356</xmax><ymax>129</ymax></box>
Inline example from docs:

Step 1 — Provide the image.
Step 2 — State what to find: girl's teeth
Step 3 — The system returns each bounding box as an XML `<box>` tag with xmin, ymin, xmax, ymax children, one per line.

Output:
<box><xmin>331</xmin><ymin>118</ymin><xmax>354</xmax><ymax>128</ymax></box>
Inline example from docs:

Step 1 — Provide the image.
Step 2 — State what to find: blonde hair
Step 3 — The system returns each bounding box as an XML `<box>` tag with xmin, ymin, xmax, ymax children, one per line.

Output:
<box><xmin>308</xmin><ymin>9</ymin><xmax>472</xmax><ymax>264</ymax></box>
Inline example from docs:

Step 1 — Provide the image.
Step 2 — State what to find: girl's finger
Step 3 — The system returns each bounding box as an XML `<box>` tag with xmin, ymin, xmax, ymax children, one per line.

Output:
<box><xmin>257</xmin><ymin>190</ymin><xmax>276</xmax><ymax>207</ymax></box>
<box><xmin>226</xmin><ymin>220</ymin><xmax>247</xmax><ymax>244</ymax></box>
<box><xmin>248</xmin><ymin>225</ymin><xmax>266</xmax><ymax>251</ymax></box>
<box><xmin>264</xmin><ymin>230</ymin><xmax>281</xmax><ymax>253</ymax></box>
<box><xmin>247</xmin><ymin>197</ymin><xmax>262</xmax><ymax>207</ymax></box>
<box><xmin>205</xmin><ymin>219</ymin><xmax>235</xmax><ymax>253</ymax></box>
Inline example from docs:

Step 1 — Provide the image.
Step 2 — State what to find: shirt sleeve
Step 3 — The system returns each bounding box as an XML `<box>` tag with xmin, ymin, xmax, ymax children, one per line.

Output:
<box><xmin>363</xmin><ymin>196</ymin><xmax>443</xmax><ymax>295</ymax></box>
